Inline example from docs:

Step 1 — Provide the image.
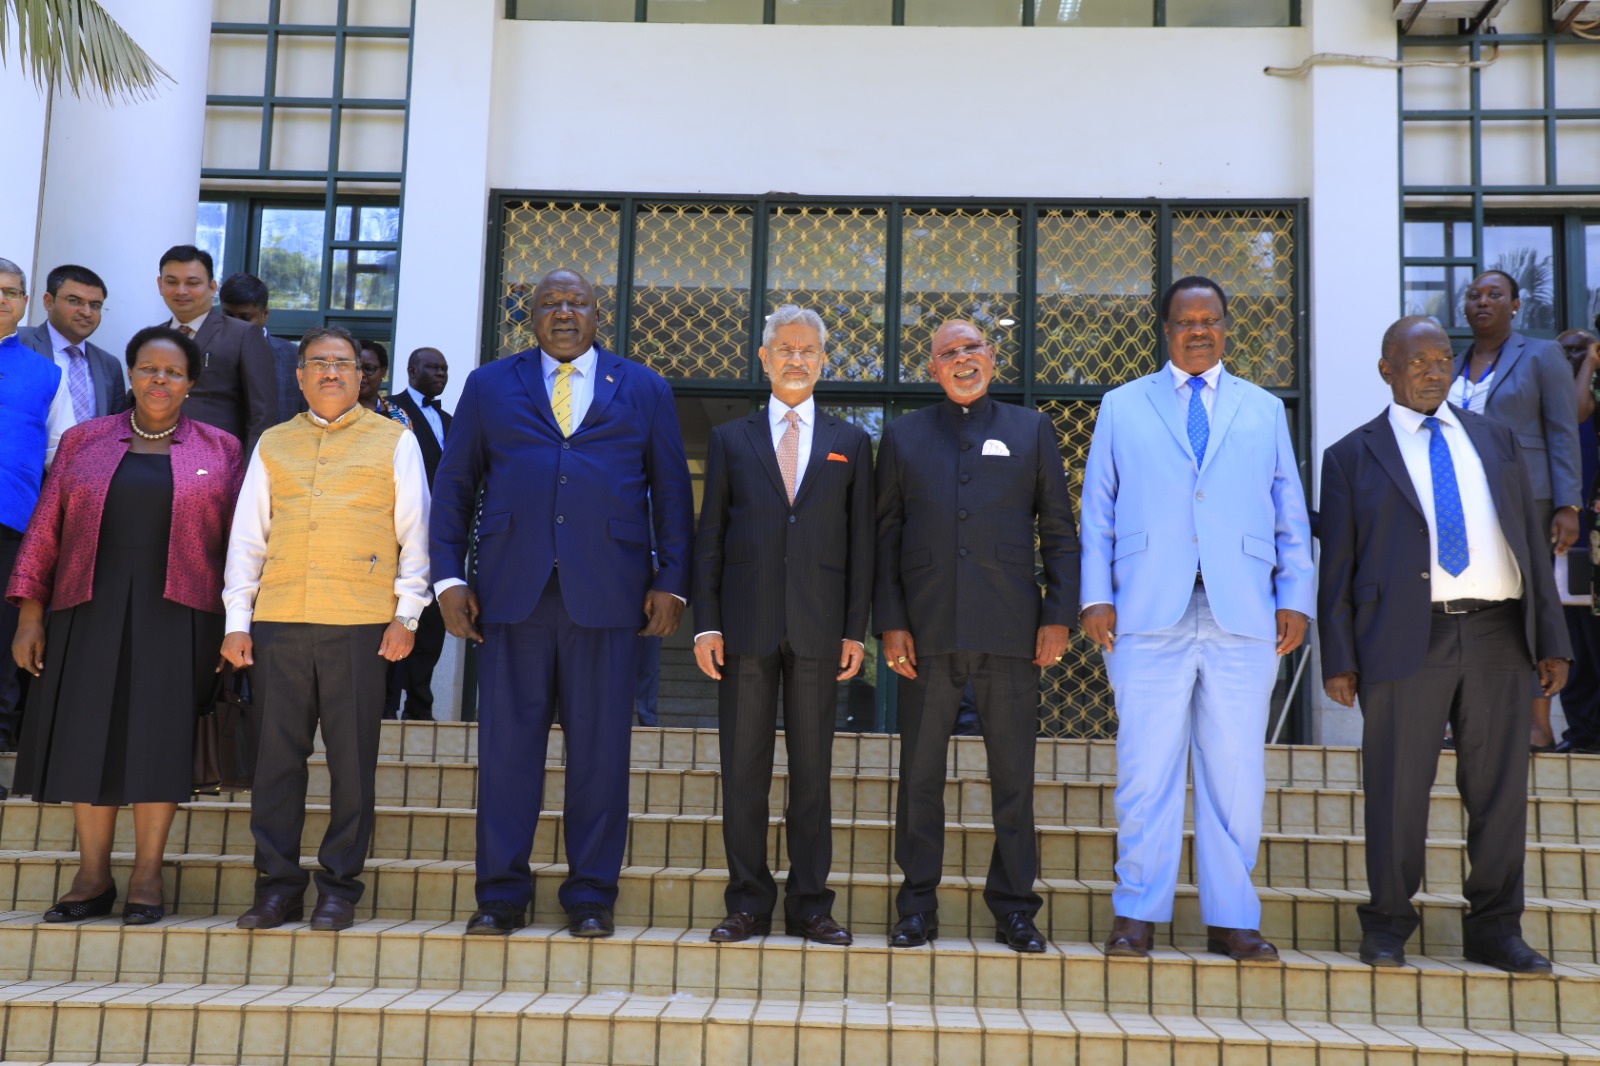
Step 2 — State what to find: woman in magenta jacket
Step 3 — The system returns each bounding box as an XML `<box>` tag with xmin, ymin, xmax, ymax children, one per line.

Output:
<box><xmin>8</xmin><ymin>326</ymin><xmax>244</xmax><ymax>925</ymax></box>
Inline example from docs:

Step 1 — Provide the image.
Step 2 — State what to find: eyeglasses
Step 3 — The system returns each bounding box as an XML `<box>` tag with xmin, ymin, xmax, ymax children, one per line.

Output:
<box><xmin>773</xmin><ymin>345</ymin><xmax>821</xmax><ymax>361</ymax></box>
<box><xmin>131</xmin><ymin>364</ymin><xmax>189</xmax><ymax>380</ymax></box>
<box><xmin>300</xmin><ymin>358</ymin><xmax>360</xmax><ymax>374</ymax></box>
<box><xmin>359</xmin><ymin>364</ymin><xmax>385</xmax><ymax>377</ymax></box>
<box><xmin>1171</xmin><ymin>317</ymin><xmax>1223</xmax><ymax>331</ymax></box>
<box><xmin>58</xmin><ymin>295</ymin><xmax>104</xmax><ymax>313</ymax></box>
<box><xmin>0</xmin><ymin>288</ymin><xmax>26</xmax><ymax>301</ymax></box>
<box><xmin>933</xmin><ymin>343</ymin><xmax>988</xmax><ymax>364</ymax></box>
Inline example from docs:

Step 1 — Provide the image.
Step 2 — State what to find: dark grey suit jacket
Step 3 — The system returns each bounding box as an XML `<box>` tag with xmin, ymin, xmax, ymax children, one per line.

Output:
<box><xmin>1453</xmin><ymin>331</ymin><xmax>1582</xmax><ymax>507</ymax></box>
<box><xmin>268</xmin><ymin>334</ymin><xmax>305</xmax><ymax>426</ymax></box>
<box><xmin>154</xmin><ymin>310</ymin><xmax>277</xmax><ymax>455</ymax></box>
<box><xmin>15</xmin><ymin>323</ymin><xmax>127</xmax><ymax>418</ymax></box>
<box><xmin>1318</xmin><ymin>405</ymin><xmax>1571</xmax><ymax>687</ymax></box>
<box><xmin>693</xmin><ymin>406</ymin><xmax>874</xmax><ymax>660</ymax></box>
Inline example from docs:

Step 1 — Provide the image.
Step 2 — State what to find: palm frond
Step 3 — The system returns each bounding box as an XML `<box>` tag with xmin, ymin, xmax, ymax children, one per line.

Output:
<box><xmin>0</xmin><ymin>0</ymin><xmax>171</xmax><ymax>103</ymax></box>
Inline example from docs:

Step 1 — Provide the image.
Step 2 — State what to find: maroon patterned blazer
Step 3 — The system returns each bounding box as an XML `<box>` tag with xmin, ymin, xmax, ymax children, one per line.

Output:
<box><xmin>7</xmin><ymin>413</ymin><xmax>245</xmax><ymax>614</ymax></box>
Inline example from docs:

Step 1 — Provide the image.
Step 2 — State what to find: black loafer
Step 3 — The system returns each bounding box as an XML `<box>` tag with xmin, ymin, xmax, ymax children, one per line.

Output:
<box><xmin>568</xmin><ymin>902</ymin><xmax>615</xmax><ymax>938</ymax></box>
<box><xmin>996</xmin><ymin>911</ymin><xmax>1047</xmax><ymax>953</ymax></box>
<box><xmin>43</xmin><ymin>884</ymin><xmax>116</xmax><ymax>923</ymax></box>
<box><xmin>122</xmin><ymin>902</ymin><xmax>165</xmax><ymax>926</ymax></box>
<box><xmin>465</xmin><ymin>900</ymin><xmax>528</xmax><ymax>936</ymax></box>
<box><xmin>310</xmin><ymin>895</ymin><xmax>357</xmax><ymax>932</ymax></box>
<box><xmin>1465</xmin><ymin>935</ymin><xmax>1553</xmax><ymax>974</ymax></box>
<box><xmin>889</xmin><ymin>910</ymin><xmax>938</xmax><ymax>948</ymax></box>
<box><xmin>1358</xmin><ymin>930</ymin><xmax>1407</xmax><ymax>968</ymax></box>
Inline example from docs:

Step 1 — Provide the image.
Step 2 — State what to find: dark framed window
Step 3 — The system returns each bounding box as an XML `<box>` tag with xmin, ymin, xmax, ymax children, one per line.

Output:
<box><xmin>507</xmin><ymin>0</ymin><xmax>1299</xmax><ymax>26</ymax></box>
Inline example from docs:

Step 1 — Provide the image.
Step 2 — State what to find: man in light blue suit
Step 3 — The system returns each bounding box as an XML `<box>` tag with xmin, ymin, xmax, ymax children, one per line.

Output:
<box><xmin>1079</xmin><ymin>276</ymin><xmax>1315</xmax><ymax>963</ymax></box>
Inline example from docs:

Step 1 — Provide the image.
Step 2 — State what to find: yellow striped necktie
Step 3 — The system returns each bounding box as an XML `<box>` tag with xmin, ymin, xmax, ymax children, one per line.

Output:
<box><xmin>551</xmin><ymin>362</ymin><xmax>576</xmax><ymax>436</ymax></box>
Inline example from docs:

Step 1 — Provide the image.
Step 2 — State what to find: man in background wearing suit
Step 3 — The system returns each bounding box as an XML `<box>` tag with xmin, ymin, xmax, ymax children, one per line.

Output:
<box><xmin>154</xmin><ymin>245</ymin><xmax>276</xmax><ymax>455</ymax></box>
<box><xmin>1080</xmin><ymin>276</ymin><xmax>1315</xmax><ymax>964</ymax></box>
<box><xmin>693</xmin><ymin>305</ymin><xmax>873</xmax><ymax>946</ymax></box>
<box><xmin>386</xmin><ymin>347</ymin><xmax>452</xmax><ymax>721</ymax></box>
<box><xmin>432</xmin><ymin>268</ymin><xmax>694</xmax><ymax>938</ymax></box>
<box><xmin>1320</xmin><ymin>316</ymin><xmax>1569</xmax><ymax>973</ymax></box>
<box><xmin>875</xmin><ymin>319</ymin><xmax>1079</xmax><ymax>954</ymax></box>
<box><xmin>219</xmin><ymin>272</ymin><xmax>303</xmax><ymax>427</ymax></box>
<box><xmin>16</xmin><ymin>264</ymin><xmax>127</xmax><ymax>422</ymax></box>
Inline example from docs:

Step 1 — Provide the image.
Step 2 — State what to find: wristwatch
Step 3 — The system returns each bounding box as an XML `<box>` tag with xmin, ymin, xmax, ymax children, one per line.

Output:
<box><xmin>394</xmin><ymin>615</ymin><xmax>419</xmax><ymax>632</ymax></box>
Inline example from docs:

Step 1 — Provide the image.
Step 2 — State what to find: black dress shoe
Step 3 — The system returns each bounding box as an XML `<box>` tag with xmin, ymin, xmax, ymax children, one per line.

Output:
<box><xmin>122</xmin><ymin>902</ymin><xmax>165</xmax><ymax>926</ymax></box>
<box><xmin>43</xmin><ymin>884</ymin><xmax>117</xmax><ymax>923</ymax></box>
<box><xmin>889</xmin><ymin>911</ymin><xmax>938</xmax><ymax>948</ymax></box>
<box><xmin>1358</xmin><ymin>930</ymin><xmax>1407</xmax><ymax>968</ymax></box>
<box><xmin>1464</xmin><ymin>935</ymin><xmax>1553</xmax><ymax>974</ymax></box>
<box><xmin>310</xmin><ymin>895</ymin><xmax>357</xmax><ymax>932</ymax></box>
<box><xmin>996</xmin><ymin>911</ymin><xmax>1047</xmax><ymax>953</ymax></box>
<box><xmin>785</xmin><ymin>914</ymin><xmax>852</xmax><ymax>946</ymax></box>
<box><xmin>710</xmin><ymin>911</ymin><xmax>772</xmax><ymax>943</ymax></box>
<box><xmin>1555</xmin><ymin>739</ymin><xmax>1600</xmax><ymax>754</ymax></box>
<box><xmin>568</xmin><ymin>902</ymin><xmax>615</xmax><ymax>938</ymax></box>
<box><xmin>236</xmin><ymin>891</ymin><xmax>305</xmax><ymax>930</ymax></box>
<box><xmin>465</xmin><ymin>900</ymin><xmax>527</xmax><ymax>936</ymax></box>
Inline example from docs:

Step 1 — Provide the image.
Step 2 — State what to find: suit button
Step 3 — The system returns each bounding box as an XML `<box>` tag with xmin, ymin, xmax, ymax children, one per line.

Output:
<box><xmin>1421</xmin><ymin>572</ymin><xmax>1429</xmax><ymax>579</ymax></box>
<box><xmin>960</xmin><ymin>474</ymin><xmax>970</xmax><ymax>484</ymax></box>
<box><xmin>313</xmin><ymin>489</ymin><xmax>322</xmax><ymax>497</ymax></box>
<box><xmin>961</xmin><ymin>442</ymin><xmax>972</xmax><ymax>451</ymax></box>
<box><xmin>959</xmin><ymin>547</ymin><xmax>968</xmax><ymax>557</ymax></box>
<box><xmin>1195</xmin><ymin>491</ymin><xmax>1205</xmax><ymax>500</ymax></box>
<box><xmin>958</xmin><ymin>509</ymin><xmax>968</xmax><ymax>519</ymax></box>
<box><xmin>308</xmin><ymin>561</ymin><xmax>317</xmax><ymax>569</ymax></box>
<box><xmin>318</xmin><ymin>457</ymin><xmax>327</xmax><ymax>465</ymax></box>
<box><xmin>1192</xmin><ymin>536</ymin><xmax>1198</xmax><ymax>543</ymax></box>
<box><xmin>789</xmin><ymin>515</ymin><xmax>796</xmax><ymax>524</ymax></box>
<box><xmin>562</xmin><ymin>442</ymin><xmax>570</xmax><ymax>450</ymax></box>
<box><xmin>309</xmin><ymin>521</ymin><xmax>318</xmax><ymax>530</ymax></box>
<box><xmin>560</xmin><ymin>475</ymin><xmax>568</xmax><ymax>484</ymax></box>
<box><xmin>557</xmin><ymin>515</ymin><xmax>565</xmax><ymax>524</ymax></box>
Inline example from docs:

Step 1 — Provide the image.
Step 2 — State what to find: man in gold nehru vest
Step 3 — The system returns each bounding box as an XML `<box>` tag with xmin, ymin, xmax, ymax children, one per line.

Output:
<box><xmin>221</xmin><ymin>325</ymin><xmax>431</xmax><ymax>932</ymax></box>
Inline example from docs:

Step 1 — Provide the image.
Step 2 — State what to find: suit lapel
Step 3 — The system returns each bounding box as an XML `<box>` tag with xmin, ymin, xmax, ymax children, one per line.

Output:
<box><xmin>191</xmin><ymin>312</ymin><xmax>223</xmax><ymax>361</ymax></box>
<box><xmin>576</xmin><ymin>350</ymin><xmax>623</xmax><ymax>433</ymax></box>
<box><xmin>1143</xmin><ymin>370</ymin><xmax>1196</xmax><ymax>466</ymax></box>
<box><xmin>1359</xmin><ymin>411</ymin><xmax>1425</xmax><ymax>518</ymax></box>
<box><xmin>1482</xmin><ymin>332</ymin><xmax>1527</xmax><ymax>405</ymax></box>
<box><xmin>512</xmin><ymin>349</ymin><xmax>559</xmax><ymax>433</ymax></box>
<box><xmin>745</xmin><ymin>409</ymin><xmax>789</xmax><ymax>502</ymax></box>
<box><xmin>1457</xmin><ymin>410</ymin><xmax>1519</xmax><ymax>534</ymax></box>
<box><xmin>1198</xmin><ymin>368</ymin><xmax>1243</xmax><ymax>476</ymax></box>
<box><xmin>792</xmin><ymin>414</ymin><xmax>839</xmax><ymax>508</ymax></box>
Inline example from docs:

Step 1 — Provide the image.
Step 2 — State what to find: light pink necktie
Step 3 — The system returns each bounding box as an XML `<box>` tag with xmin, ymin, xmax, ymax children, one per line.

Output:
<box><xmin>776</xmin><ymin>410</ymin><xmax>800</xmax><ymax>504</ymax></box>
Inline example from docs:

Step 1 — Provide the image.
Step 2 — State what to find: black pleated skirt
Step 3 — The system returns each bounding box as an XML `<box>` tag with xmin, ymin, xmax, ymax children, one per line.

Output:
<box><xmin>13</xmin><ymin>452</ymin><xmax>222</xmax><ymax>805</ymax></box>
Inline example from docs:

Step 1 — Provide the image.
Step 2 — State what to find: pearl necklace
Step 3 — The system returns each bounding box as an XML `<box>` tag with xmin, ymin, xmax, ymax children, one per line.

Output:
<box><xmin>129</xmin><ymin>410</ymin><xmax>178</xmax><ymax>440</ymax></box>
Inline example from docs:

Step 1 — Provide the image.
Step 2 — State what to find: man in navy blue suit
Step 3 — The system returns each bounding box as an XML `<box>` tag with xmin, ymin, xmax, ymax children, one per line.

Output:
<box><xmin>430</xmin><ymin>268</ymin><xmax>694</xmax><ymax>938</ymax></box>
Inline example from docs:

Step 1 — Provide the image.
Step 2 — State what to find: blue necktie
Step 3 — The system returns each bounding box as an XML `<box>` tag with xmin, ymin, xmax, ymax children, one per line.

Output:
<box><xmin>1186</xmin><ymin>376</ymin><xmax>1209</xmax><ymax>466</ymax></box>
<box><xmin>1424</xmin><ymin>416</ymin><xmax>1470</xmax><ymax>577</ymax></box>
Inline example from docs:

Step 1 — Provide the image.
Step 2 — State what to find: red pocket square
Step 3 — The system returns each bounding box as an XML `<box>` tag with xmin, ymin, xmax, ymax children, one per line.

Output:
<box><xmin>827</xmin><ymin>452</ymin><xmax>849</xmax><ymax>462</ymax></box>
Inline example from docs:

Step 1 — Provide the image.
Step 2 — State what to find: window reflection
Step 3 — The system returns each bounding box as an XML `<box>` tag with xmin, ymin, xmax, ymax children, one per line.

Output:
<box><xmin>332</xmin><ymin>249</ymin><xmax>398</xmax><ymax>310</ymax></box>
<box><xmin>258</xmin><ymin>206</ymin><xmax>325</xmax><ymax>310</ymax></box>
<box><xmin>1403</xmin><ymin>265</ymin><xmax>1475</xmax><ymax>329</ymax></box>
<box><xmin>1586</xmin><ymin>224</ymin><xmax>1600</xmax><ymax>329</ymax></box>
<box><xmin>1482</xmin><ymin>223</ymin><xmax>1558</xmax><ymax>332</ymax></box>
<box><xmin>197</xmin><ymin>201</ymin><xmax>230</xmax><ymax>275</ymax></box>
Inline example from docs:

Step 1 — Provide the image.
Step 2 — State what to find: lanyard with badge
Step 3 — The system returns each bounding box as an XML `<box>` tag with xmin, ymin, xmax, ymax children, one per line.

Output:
<box><xmin>1457</xmin><ymin>340</ymin><xmax>1506</xmax><ymax>408</ymax></box>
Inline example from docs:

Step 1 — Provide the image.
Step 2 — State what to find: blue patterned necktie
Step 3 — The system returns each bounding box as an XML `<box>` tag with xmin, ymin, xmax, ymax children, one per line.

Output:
<box><xmin>64</xmin><ymin>345</ymin><xmax>93</xmax><ymax>422</ymax></box>
<box><xmin>1186</xmin><ymin>376</ymin><xmax>1209</xmax><ymax>465</ymax></box>
<box><xmin>1424</xmin><ymin>416</ymin><xmax>1470</xmax><ymax>576</ymax></box>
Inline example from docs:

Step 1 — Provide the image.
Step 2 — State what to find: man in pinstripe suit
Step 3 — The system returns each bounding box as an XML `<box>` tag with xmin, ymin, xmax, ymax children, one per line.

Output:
<box><xmin>692</xmin><ymin>305</ymin><xmax>875</xmax><ymax>946</ymax></box>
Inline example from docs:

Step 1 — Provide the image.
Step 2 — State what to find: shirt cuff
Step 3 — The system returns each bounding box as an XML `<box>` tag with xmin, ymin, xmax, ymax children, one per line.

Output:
<box><xmin>433</xmin><ymin>577</ymin><xmax>467</xmax><ymax>596</ymax></box>
<box><xmin>1080</xmin><ymin>601</ymin><xmax>1113</xmax><ymax>610</ymax></box>
<box><xmin>693</xmin><ymin>631</ymin><xmax>721</xmax><ymax>643</ymax></box>
<box><xmin>845</xmin><ymin>639</ymin><xmax>865</xmax><ymax>649</ymax></box>
<box><xmin>669</xmin><ymin>592</ymin><xmax>686</xmax><ymax>605</ymax></box>
<box><xmin>396</xmin><ymin>595</ymin><xmax>430</xmax><ymax>619</ymax></box>
<box><xmin>225</xmin><ymin>608</ymin><xmax>254</xmax><ymax>635</ymax></box>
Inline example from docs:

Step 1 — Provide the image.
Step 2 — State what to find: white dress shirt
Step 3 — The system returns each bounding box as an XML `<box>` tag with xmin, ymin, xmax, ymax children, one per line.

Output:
<box><xmin>43</xmin><ymin>368</ymin><xmax>74</xmax><ymax>467</ymax></box>
<box><xmin>169</xmin><ymin>309</ymin><xmax>210</xmax><ymax>335</ymax></box>
<box><xmin>405</xmin><ymin>384</ymin><xmax>446</xmax><ymax>442</ymax></box>
<box><xmin>1447</xmin><ymin>371</ymin><xmax>1494</xmax><ymax>414</ymax></box>
<box><xmin>769</xmin><ymin>395</ymin><xmax>815</xmax><ymax>490</ymax></box>
<box><xmin>223</xmin><ymin>405</ymin><xmax>433</xmax><ymax>633</ymax></box>
<box><xmin>1387</xmin><ymin>401</ymin><xmax>1522</xmax><ymax>603</ymax></box>
<box><xmin>543</xmin><ymin>346</ymin><xmax>597</xmax><ymax>430</ymax></box>
<box><xmin>1168</xmin><ymin>359</ymin><xmax>1221</xmax><ymax>418</ymax></box>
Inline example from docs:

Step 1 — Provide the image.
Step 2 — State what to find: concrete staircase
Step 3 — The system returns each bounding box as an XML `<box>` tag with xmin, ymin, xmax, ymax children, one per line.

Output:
<box><xmin>1</xmin><ymin>724</ymin><xmax>1599</xmax><ymax>1064</ymax></box>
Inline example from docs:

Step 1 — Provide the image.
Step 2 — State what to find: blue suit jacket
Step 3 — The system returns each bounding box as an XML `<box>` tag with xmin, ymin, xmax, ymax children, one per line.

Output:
<box><xmin>1079</xmin><ymin>365</ymin><xmax>1315</xmax><ymax>641</ymax></box>
<box><xmin>429</xmin><ymin>346</ymin><xmax>694</xmax><ymax>629</ymax></box>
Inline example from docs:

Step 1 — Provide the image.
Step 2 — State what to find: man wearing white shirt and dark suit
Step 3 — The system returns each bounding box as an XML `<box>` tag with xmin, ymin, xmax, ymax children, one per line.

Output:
<box><xmin>16</xmin><ymin>265</ymin><xmax>127</xmax><ymax>421</ymax></box>
<box><xmin>1319</xmin><ymin>316</ymin><xmax>1570</xmax><ymax>973</ymax></box>
<box><xmin>386</xmin><ymin>347</ymin><xmax>452</xmax><ymax>720</ymax></box>
<box><xmin>692</xmin><ymin>305</ymin><xmax>873</xmax><ymax>946</ymax></box>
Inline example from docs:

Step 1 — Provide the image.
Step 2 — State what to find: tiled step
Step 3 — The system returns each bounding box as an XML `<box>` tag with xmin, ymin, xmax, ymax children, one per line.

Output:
<box><xmin>4</xmin><ymin>804</ymin><xmax>1597</xmax><ymax>899</ymax></box>
<box><xmin>4</xmin><ymin>854</ymin><xmax>1600</xmax><ymax>962</ymax></box>
<box><xmin>2</xmin><ymin>917</ymin><xmax>1599</xmax><ymax>1034</ymax></box>
<box><xmin>2</xmin><ymin>982</ymin><xmax>1598</xmax><ymax>1066</ymax></box>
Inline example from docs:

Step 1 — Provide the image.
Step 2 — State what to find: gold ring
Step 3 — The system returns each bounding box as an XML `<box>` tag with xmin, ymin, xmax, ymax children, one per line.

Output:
<box><xmin>895</xmin><ymin>656</ymin><xmax>907</xmax><ymax>664</ymax></box>
<box><xmin>1054</xmin><ymin>656</ymin><xmax>1063</xmax><ymax>662</ymax></box>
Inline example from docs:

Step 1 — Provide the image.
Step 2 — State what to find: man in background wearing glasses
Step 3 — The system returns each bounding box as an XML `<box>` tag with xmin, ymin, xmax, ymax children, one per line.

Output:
<box><xmin>221</xmin><ymin>325</ymin><xmax>431</xmax><ymax>933</ymax></box>
<box><xmin>16</xmin><ymin>264</ymin><xmax>127</xmax><ymax>421</ymax></box>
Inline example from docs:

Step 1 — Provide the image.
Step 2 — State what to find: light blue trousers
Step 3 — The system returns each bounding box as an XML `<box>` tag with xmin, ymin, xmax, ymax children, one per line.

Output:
<box><xmin>1104</xmin><ymin>586</ymin><xmax>1279</xmax><ymax>928</ymax></box>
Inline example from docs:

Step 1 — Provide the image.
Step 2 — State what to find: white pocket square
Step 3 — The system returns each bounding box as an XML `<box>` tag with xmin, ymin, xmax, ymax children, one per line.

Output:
<box><xmin>982</xmin><ymin>439</ymin><xmax>1010</xmax><ymax>456</ymax></box>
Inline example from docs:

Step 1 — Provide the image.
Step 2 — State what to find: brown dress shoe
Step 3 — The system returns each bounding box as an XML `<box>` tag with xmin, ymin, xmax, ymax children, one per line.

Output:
<box><xmin>309</xmin><ymin>895</ymin><xmax>356</xmax><ymax>932</ymax></box>
<box><xmin>710</xmin><ymin>911</ymin><xmax>772</xmax><ymax>943</ymax></box>
<box><xmin>1207</xmin><ymin>926</ymin><xmax>1280</xmax><ymax>963</ymax></box>
<box><xmin>785</xmin><ymin>914</ymin><xmax>852</xmax><ymax>945</ymax></box>
<box><xmin>1105</xmin><ymin>915</ymin><xmax>1153</xmax><ymax>958</ymax></box>
<box><xmin>237</xmin><ymin>891</ymin><xmax>305</xmax><ymax>930</ymax></box>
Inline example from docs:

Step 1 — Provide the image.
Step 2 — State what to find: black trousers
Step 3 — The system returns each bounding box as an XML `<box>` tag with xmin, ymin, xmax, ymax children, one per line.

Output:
<box><xmin>1561</xmin><ymin>605</ymin><xmax>1600</xmax><ymax>749</ymax></box>
<box><xmin>0</xmin><ymin>527</ymin><xmax>24</xmax><ymax>749</ymax></box>
<box><xmin>1358</xmin><ymin>602</ymin><xmax>1531</xmax><ymax>943</ymax></box>
<box><xmin>895</xmin><ymin>651</ymin><xmax>1041</xmax><ymax>921</ymax></box>
<box><xmin>250</xmin><ymin>621</ymin><xmax>388</xmax><ymax>902</ymax></box>
<box><xmin>718</xmin><ymin>641</ymin><xmax>838</xmax><ymax>922</ymax></box>
<box><xmin>384</xmin><ymin>600</ymin><xmax>445</xmax><ymax>720</ymax></box>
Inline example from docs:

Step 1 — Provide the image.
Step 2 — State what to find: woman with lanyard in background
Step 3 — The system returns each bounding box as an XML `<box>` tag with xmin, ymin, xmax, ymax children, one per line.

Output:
<box><xmin>1451</xmin><ymin>269</ymin><xmax>1583</xmax><ymax>752</ymax></box>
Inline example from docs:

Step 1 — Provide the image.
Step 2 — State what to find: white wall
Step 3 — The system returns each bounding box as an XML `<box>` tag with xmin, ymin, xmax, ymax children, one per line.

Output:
<box><xmin>29</xmin><ymin>0</ymin><xmax>212</xmax><ymax>357</ymax></box>
<box><xmin>0</xmin><ymin>30</ymin><xmax>50</xmax><ymax>300</ymax></box>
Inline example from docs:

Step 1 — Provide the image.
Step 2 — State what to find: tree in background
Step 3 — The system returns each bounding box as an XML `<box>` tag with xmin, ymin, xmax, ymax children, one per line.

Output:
<box><xmin>1</xmin><ymin>0</ymin><xmax>168</xmax><ymax>101</ymax></box>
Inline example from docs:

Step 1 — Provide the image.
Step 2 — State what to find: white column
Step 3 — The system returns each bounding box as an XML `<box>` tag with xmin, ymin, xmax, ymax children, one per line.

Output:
<box><xmin>1304</xmin><ymin>0</ymin><xmax>1404</xmax><ymax>742</ymax></box>
<box><xmin>393</xmin><ymin>0</ymin><xmax>499</xmax><ymax>721</ymax></box>
<box><xmin>31</xmin><ymin>0</ymin><xmax>211</xmax><ymax>356</ymax></box>
<box><xmin>0</xmin><ymin>30</ymin><xmax>52</xmax><ymax>306</ymax></box>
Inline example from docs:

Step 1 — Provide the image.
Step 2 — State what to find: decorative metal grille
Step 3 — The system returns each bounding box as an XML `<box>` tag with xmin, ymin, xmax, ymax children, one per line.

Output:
<box><xmin>1171</xmin><ymin>210</ymin><xmax>1298</xmax><ymax>387</ymax></box>
<box><xmin>765</xmin><ymin>206</ymin><xmax>888</xmax><ymax>383</ymax></box>
<box><xmin>630</xmin><ymin>203</ymin><xmax>754</xmax><ymax>380</ymax></box>
<box><xmin>899</xmin><ymin>208</ymin><xmax>1022</xmax><ymax>384</ymax></box>
<box><xmin>1037</xmin><ymin>399</ymin><xmax>1115</xmax><ymax>739</ymax></box>
<box><xmin>495</xmin><ymin>201</ymin><xmax>621</xmax><ymax>359</ymax></box>
<box><xmin>1036</xmin><ymin>210</ymin><xmax>1158</xmax><ymax>386</ymax></box>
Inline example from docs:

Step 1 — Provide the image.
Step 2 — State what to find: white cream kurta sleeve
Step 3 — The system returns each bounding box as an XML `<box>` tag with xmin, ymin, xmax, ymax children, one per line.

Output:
<box><xmin>222</xmin><ymin>447</ymin><xmax>273</xmax><ymax>634</ymax></box>
<box><xmin>391</xmin><ymin>428</ymin><xmax>433</xmax><ymax>619</ymax></box>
